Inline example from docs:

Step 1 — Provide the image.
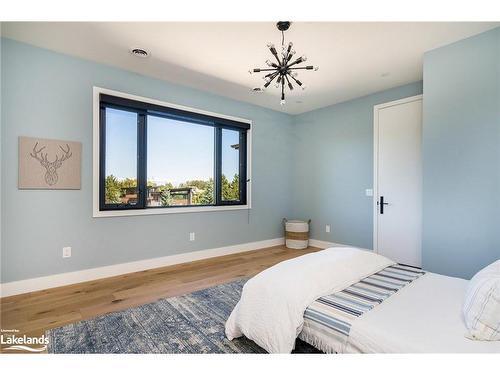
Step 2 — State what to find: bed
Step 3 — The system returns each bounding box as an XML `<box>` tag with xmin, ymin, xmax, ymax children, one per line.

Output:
<box><xmin>299</xmin><ymin>265</ymin><xmax>499</xmax><ymax>353</ymax></box>
<box><xmin>225</xmin><ymin>247</ymin><xmax>500</xmax><ymax>353</ymax></box>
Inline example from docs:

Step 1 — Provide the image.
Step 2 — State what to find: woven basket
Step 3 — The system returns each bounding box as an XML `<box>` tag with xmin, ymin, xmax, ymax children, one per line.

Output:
<box><xmin>283</xmin><ymin>218</ymin><xmax>310</xmax><ymax>249</ymax></box>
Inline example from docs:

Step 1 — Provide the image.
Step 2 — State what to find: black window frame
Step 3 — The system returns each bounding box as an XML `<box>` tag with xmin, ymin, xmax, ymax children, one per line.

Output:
<box><xmin>99</xmin><ymin>94</ymin><xmax>249</xmax><ymax>212</ymax></box>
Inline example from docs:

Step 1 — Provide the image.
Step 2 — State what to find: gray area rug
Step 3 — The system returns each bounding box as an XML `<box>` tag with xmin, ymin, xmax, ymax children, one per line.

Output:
<box><xmin>47</xmin><ymin>279</ymin><xmax>321</xmax><ymax>353</ymax></box>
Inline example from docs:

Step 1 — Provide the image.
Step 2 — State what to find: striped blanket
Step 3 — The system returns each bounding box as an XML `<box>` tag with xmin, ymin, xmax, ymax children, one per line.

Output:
<box><xmin>299</xmin><ymin>264</ymin><xmax>426</xmax><ymax>353</ymax></box>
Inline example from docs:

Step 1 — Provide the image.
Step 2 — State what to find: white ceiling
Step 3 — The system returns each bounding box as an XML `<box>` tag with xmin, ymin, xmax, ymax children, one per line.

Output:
<box><xmin>2</xmin><ymin>22</ymin><xmax>498</xmax><ymax>114</ymax></box>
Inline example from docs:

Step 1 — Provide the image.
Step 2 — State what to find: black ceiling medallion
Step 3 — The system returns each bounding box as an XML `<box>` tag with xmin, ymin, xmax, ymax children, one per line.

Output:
<box><xmin>249</xmin><ymin>21</ymin><xmax>318</xmax><ymax>106</ymax></box>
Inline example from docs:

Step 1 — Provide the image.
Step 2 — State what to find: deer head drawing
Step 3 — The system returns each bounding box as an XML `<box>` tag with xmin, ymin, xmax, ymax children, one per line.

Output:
<box><xmin>30</xmin><ymin>142</ymin><xmax>72</xmax><ymax>186</ymax></box>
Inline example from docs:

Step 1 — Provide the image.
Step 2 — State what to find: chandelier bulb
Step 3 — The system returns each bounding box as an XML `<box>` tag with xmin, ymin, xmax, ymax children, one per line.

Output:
<box><xmin>301</xmin><ymin>55</ymin><xmax>308</xmax><ymax>62</ymax></box>
<box><xmin>267</xmin><ymin>42</ymin><xmax>275</xmax><ymax>49</ymax></box>
<box><xmin>290</xmin><ymin>50</ymin><xmax>296</xmax><ymax>56</ymax></box>
<box><xmin>301</xmin><ymin>85</ymin><xmax>307</xmax><ymax>91</ymax></box>
<box><xmin>314</xmin><ymin>66</ymin><xmax>319</xmax><ymax>71</ymax></box>
<box><xmin>248</xmin><ymin>69</ymin><xmax>253</xmax><ymax>75</ymax></box>
<box><xmin>280</xmin><ymin>99</ymin><xmax>286</xmax><ymax>106</ymax></box>
<box><xmin>265</xmin><ymin>59</ymin><xmax>273</xmax><ymax>67</ymax></box>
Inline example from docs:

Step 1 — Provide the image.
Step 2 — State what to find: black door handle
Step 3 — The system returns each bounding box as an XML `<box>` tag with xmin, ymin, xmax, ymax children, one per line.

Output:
<box><xmin>379</xmin><ymin>196</ymin><xmax>389</xmax><ymax>214</ymax></box>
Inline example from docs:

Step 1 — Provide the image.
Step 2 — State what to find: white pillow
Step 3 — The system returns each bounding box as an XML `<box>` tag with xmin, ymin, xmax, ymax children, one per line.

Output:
<box><xmin>463</xmin><ymin>260</ymin><xmax>500</xmax><ymax>341</ymax></box>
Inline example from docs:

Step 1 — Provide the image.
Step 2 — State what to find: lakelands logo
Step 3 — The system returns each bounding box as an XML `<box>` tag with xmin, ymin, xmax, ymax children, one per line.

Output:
<box><xmin>1</xmin><ymin>329</ymin><xmax>49</xmax><ymax>352</ymax></box>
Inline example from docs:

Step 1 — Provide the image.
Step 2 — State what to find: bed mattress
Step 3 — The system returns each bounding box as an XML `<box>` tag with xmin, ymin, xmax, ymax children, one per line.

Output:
<box><xmin>299</xmin><ymin>265</ymin><xmax>500</xmax><ymax>353</ymax></box>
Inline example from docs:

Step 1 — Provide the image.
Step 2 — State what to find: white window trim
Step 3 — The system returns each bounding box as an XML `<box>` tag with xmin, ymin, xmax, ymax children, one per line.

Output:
<box><xmin>92</xmin><ymin>87</ymin><xmax>252</xmax><ymax>218</ymax></box>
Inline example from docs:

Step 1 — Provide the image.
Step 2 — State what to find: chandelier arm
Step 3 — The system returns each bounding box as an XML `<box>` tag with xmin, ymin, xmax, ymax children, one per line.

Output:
<box><xmin>288</xmin><ymin>66</ymin><xmax>314</xmax><ymax>70</ymax></box>
<box><xmin>288</xmin><ymin>73</ymin><xmax>302</xmax><ymax>86</ymax></box>
<box><xmin>264</xmin><ymin>72</ymin><xmax>280</xmax><ymax>88</ymax></box>
<box><xmin>284</xmin><ymin>74</ymin><xmax>293</xmax><ymax>90</ymax></box>
<box><xmin>284</xmin><ymin>45</ymin><xmax>294</xmax><ymax>65</ymax></box>
<box><xmin>268</xmin><ymin>45</ymin><xmax>282</xmax><ymax>65</ymax></box>
<box><xmin>269</xmin><ymin>71</ymin><xmax>280</xmax><ymax>80</ymax></box>
<box><xmin>264</xmin><ymin>70</ymin><xmax>279</xmax><ymax>78</ymax></box>
<box><xmin>281</xmin><ymin>79</ymin><xmax>285</xmax><ymax>101</ymax></box>
<box><xmin>253</xmin><ymin>68</ymin><xmax>276</xmax><ymax>72</ymax></box>
<box><xmin>283</xmin><ymin>52</ymin><xmax>290</xmax><ymax>65</ymax></box>
<box><xmin>273</xmin><ymin>53</ymin><xmax>282</xmax><ymax>65</ymax></box>
<box><xmin>286</xmin><ymin>56</ymin><xmax>305</xmax><ymax>69</ymax></box>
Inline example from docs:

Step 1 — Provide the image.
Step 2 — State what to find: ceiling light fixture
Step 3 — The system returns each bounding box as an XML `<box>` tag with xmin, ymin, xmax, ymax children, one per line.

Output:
<box><xmin>249</xmin><ymin>22</ymin><xmax>318</xmax><ymax>106</ymax></box>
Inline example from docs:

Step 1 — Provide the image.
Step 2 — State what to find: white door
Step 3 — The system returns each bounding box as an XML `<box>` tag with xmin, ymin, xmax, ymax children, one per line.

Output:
<box><xmin>374</xmin><ymin>96</ymin><xmax>422</xmax><ymax>267</ymax></box>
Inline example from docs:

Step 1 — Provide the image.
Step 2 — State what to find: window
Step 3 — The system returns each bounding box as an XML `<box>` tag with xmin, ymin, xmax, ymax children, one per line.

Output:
<box><xmin>146</xmin><ymin>116</ymin><xmax>214</xmax><ymax>207</ymax></box>
<box><xmin>97</xmin><ymin>91</ymin><xmax>250</xmax><ymax>214</ymax></box>
<box><xmin>221</xmin><ymin>129</ymin><xmax>242</xmax><ymax>202</ymax></box>
<box><xmin>103</xmin><ymin>108</ymin><xmax>139</xmax><ymax>207</ymax></box>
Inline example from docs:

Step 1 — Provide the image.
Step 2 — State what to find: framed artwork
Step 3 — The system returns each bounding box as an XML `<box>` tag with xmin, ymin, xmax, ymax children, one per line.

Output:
<box><xmin>18</xmin><ymin>136</ymin><xmax>82</xmax><ymax>190</ymax></box>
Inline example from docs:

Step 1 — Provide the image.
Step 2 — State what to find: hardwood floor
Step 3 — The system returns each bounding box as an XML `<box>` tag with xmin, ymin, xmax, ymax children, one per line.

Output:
<box><xmin>0</xmin><ymin>245</ymin><xmax>319</xmax><ymax>353</ymax></box>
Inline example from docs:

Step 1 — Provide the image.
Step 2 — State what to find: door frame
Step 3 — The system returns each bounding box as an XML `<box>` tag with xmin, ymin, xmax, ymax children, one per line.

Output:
<box><xmin>373</xmin><ymin>94</ymin><xmax>423</xmax><ymax>253</ymax></box>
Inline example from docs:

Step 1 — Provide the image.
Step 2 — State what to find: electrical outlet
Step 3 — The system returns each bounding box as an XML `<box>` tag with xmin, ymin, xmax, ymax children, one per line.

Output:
<box><xmin>189</xmin><ymin>232</ymin><xmax>195</xmax><ymax>241</ymax></box>
<box><xmin>62</xmin><ymin>247</ymin><xmax>72</xmax><ymax>258</ymax></box>
<box><xmin>325</xmin><ymin>225</ymin><xmax>331</xmax><ymax>233</ymax></box>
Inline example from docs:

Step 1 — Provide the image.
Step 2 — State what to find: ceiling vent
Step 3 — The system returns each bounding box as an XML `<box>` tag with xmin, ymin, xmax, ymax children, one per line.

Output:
<box><xmin>130</xmin><ymin>48</ymin><xmax>150</xmax><ymax>58</ymax></box>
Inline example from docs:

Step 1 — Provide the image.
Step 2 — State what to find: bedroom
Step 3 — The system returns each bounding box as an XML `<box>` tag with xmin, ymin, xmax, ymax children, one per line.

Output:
<box><xmin>0</xmin><ymin>0</ymin><xmax>499</xmax><ymax>372</ymax></box>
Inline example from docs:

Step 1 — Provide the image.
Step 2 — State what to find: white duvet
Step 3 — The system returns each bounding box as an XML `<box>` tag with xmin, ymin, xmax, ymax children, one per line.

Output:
<box><xmin>225</xmin><ymin>247</ymin><xmax>394</xmax><ymax>353</ymax></box>
<box><xmin>348</xmin><ymin>273</ymin><xmax>500</xmax><ymax>353</ymax></box>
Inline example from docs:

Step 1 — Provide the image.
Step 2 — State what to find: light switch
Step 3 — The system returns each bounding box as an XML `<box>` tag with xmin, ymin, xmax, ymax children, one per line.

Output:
<box><xmin>365</xmin><ymin>189</ymin><xmax>373</xmax><ymax>197</ymax></box>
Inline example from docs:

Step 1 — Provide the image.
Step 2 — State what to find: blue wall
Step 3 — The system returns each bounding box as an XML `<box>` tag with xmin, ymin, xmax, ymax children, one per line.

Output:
<box><xmin>0</xmin><ymin>38</ymin><xmax>294</xmax><ymax>283</ymax></box>
<box><xmin>2</xmin><ymin>27</ymin><xmax>498</xmax><ymax>284</ymax></box>
<box><xmin>422</xmin><ymin>27</ymin><xmax>500</xmax><ymax>278</ymax></box>
<box><xmin>291</xmin><ymin>82</ymin><xmax>423</xmax><ymax>249</ymax></box>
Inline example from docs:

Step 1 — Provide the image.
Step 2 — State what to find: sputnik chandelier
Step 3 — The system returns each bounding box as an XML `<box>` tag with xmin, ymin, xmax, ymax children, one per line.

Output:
<box><xmin>249</xmin><ymin>21</ymin><xmax>318</xmax><ymax>106</ymax></box>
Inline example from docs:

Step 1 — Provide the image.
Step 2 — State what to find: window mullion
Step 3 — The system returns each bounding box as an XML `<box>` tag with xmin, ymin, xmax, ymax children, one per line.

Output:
<box><xmin>239</xmin><ymin>131</ymin><xmax>247</xmax><ymax>205</ymax></box>
<box><xmin>137</xmin><ymin>113</ymin><xmax>147</xmax><ymax>209</ymax></box>
<box><xmin>215</xmin><ymin>126</ymin><xmax>222</xmax><ymax>206</ymax></box>
<box><xmin>99</xmin><ymin>106</ymin><xmax>107</xmax><ymax>211</ymax></box>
